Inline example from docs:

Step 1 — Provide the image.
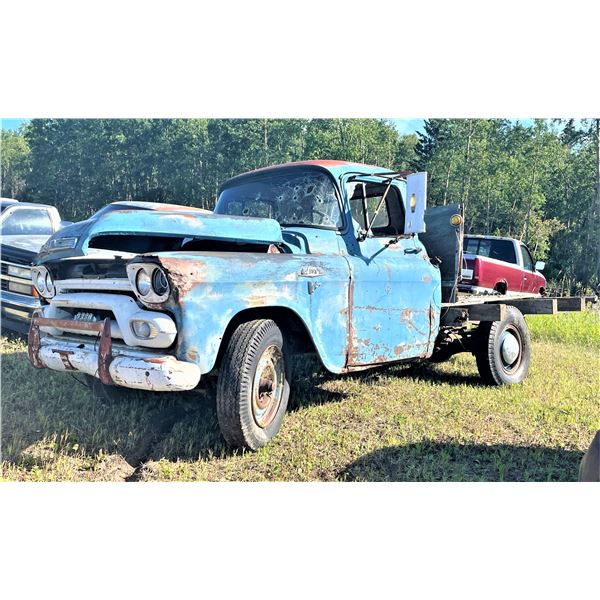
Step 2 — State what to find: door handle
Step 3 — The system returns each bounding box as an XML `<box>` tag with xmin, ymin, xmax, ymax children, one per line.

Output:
<box><xmin>404</xmin><ymin>248</ymin><xmax>420</xmax><ymax>254</ymax></box>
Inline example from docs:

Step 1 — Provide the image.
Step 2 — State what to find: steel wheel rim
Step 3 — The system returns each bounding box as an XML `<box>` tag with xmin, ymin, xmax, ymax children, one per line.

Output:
<box><xmin>500</xmin><ymin>326</ymin><xmax>522</xmax><ymax>373</ymax></box>
<box><xmin>251</xmin><ymin>345</ymin><xmax>284</xmax><ymax>428</ymax></box>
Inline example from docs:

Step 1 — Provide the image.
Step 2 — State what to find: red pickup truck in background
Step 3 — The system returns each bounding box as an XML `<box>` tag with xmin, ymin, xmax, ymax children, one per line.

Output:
<box><xmin>460</xmin><ymin>235</ymin><xmax>547</xmax><ymax>295</ymax></box>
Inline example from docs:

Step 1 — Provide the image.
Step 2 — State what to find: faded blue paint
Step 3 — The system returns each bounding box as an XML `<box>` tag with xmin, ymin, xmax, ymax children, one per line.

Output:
<box><xmin>84</xmin><ymin>210</ymin><xmax>283</xmax><ymax>249</ymax></box>
<box><xmin>138</xmin><ymin>162</ymin><xmax>441</xmax><ymax>373</ymax></box>
<box><xmin>44</xmin><ymin>161</ymin><xmax>443</xmax><ymax>377</ymax></box>
<box><xmin>154</xmin><ymin>248</ymin><xmax>350</xmax><ymax>373</ymax></box>
<box><xmin>344</xmin><ymin>236</ymin><xmax>440</xmax><ymax>365</ymax></box>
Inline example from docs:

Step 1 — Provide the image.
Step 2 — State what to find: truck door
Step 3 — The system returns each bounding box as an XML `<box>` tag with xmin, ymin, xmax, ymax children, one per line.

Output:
<box><xmin>341</xmin><ymin>178</ymin><xmax>439</xmax><ymax>366</ymax></box>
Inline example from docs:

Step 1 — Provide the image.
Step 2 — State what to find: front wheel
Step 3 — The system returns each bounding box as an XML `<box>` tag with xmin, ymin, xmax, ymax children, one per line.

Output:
<box><xmin>216</xmin><ymin>319</ymin><xmax>291</xmax><ymax>450</ymax></box>
<box><xmin>474</xmin><ymin>306</ymin><xmax>531</xmax><ymax>385</ymax></box>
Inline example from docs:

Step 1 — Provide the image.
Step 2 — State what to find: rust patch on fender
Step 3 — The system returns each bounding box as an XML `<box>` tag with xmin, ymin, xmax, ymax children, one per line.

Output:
<box><xmin>158</xmin><ymin>257</ymin><xmax>208</xmax><ymax>298</ymax></box>
<box><xmin>247</xmin><ymin>295</ymin><xmax>269</xmax><ymax>308</ymax></box>
<box><xmin>400</xmin><ymin>308</ymin><xmax>413</xmax><ymax>324</ymax></box>
<box><xmin>186</xmin><ymin>349</ymin><xmax>199</xmax><ymax>361</ymax></box>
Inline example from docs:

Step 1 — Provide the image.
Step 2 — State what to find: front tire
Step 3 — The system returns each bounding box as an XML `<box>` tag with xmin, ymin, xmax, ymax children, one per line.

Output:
<box><xmin>216</xmin><ymin>319</ymin><xmax>291</xmax><ymax>450</ymax></box>
<box><xmin>474</xmin><ymin>306</ymin><xmax>531</xmax><ymax>385</ymax></box>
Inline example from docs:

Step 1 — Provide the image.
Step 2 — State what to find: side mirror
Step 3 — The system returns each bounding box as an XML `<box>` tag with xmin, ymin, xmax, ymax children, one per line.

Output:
<box><xmin>405</xmin><ymin>172</ymin><xmax>427</xmax><ymax>234</ymax></box>
<box><xmin>535</xmin><ymin>260</ymin><xmax>545</xmax><ymax>272</ymax></box>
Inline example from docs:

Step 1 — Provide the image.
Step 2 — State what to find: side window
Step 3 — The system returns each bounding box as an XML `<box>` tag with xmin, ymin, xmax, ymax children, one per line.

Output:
<box><xmin>366</xmin><ymin>195</ymin><xmax>391</xmax><ymax>231</ymax></box>
<box><xmin>521</xmin><ymin>244</ymin><xmax>534</xmax><ymax>271</ymax></box>
<box><xmin>489</xmin><ymin>239</ymin><xmax>517</xmax><ymax>264</ymax></box>
<box><xmin>349</xmin><ymin>194</ymin><xmax>367</xmax><ymax>230</ymax></box>
<box><xmin>477</xmin><ymin>239</ymin><xmax>492</xmax><ymax>257</ymax></box>
<box><xmin>464</xmin><ymin>238</ymin><xmax>480</xmax><ymax>254</ymax></box>
<box><xmin>347</xmin><ymin>182</ymin><xmax>403</xmax><ymax>237</ymax></box>
<box><xmin>0</xmin><ymin>209</ymin><xmax>54</xmax><ymax>236</ymax></box>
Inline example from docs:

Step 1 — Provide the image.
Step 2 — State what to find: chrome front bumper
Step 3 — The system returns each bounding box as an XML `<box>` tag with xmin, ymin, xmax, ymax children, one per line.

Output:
<box><xmin>1</xmin><ymin>290</ymin><xmax>41</xmax><ymax>330</ymax></box>
<box><xmin>28</xmin><ymin>317</ymin><xmax>201</xmax><ymax>392</ymax></box>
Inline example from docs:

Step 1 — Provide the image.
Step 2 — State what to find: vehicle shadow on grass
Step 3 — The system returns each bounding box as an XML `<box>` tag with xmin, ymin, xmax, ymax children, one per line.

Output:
<box><xmin>0</xmin><ymin>349</ymin><xmax>226</xmax><ymax>471</ymax></box>
<box><xmin>289</xmin><ymin>354</ymin><xmax>486</xmax><ymax>414</ymax></box>
<box><xmin>3</xmin><ymin>350</ymin><xmax>487</xmax><ymax>478</ymax></box>
<box><xmin>1</xmin><ymin>351</ymin><xmax>352</xmax><ymax>473</ymax></box>
<box><xmin>339</xmin><ymin>442</ymin><xmax>584</xmax><ymax>482</ymax></box>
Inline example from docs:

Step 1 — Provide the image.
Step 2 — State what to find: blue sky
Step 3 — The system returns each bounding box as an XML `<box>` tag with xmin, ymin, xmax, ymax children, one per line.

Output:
<box><xmin>1</xmin><ymin>118</ymin><xmax>428</xmax><ymax>135</ymax></box>
<box><xmin>1</xmin><ymin>118</ymin><xmax>29</xmax><ymax>131</ymax></box>
<box><xmin>390</xmin><ymin>119</ymin><xmax>425</xmax><ymax>135</ymax></box>
<box><xmin>1</xmin><ymin>118</ymin><xmax>543</xmax><ymax>136</ymax></box>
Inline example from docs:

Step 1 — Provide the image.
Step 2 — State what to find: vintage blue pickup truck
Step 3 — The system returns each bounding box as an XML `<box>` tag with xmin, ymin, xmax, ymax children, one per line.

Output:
<box><xmin>27</xmin><ymin>160</ymin><xmax>585</xmax><ymax>449</ymax></box>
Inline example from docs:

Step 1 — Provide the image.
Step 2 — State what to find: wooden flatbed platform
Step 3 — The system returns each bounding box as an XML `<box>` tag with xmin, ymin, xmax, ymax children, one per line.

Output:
<box><xmin>440</xmin><ymin>293</ymin><xmax>597</xmax><ymax>325</ymax></box>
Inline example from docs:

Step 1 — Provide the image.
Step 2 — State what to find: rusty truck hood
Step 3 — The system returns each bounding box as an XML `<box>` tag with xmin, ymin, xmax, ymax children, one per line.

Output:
<box><xmin>84</xmin><ymin>209</ymin><xmax>284</xmax><ymax>249</ymax></box>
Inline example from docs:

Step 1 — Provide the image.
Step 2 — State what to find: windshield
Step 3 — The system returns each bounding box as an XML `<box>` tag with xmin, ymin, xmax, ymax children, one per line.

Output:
<box><xmin>0</xmin><ymin>208</ymin><xmax>54</xmax><ymax>236</ymax></box>
<box><xmin>215</xmin><ymin>169</ymin><xmax>343</xmax><ymax>229</ymax></box>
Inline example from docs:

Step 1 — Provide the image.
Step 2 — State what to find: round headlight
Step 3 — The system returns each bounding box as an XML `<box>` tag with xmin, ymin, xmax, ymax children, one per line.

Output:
<box><xmin>131</xmin><ymin>319</ymin><xmax>157</xmax><ymax>339</ymax></box>
<box><xmin>152</xmin><ymin>268</ymin><xmax>169</xmax><ymax>297</ymax></box>
<box><xmin>35</xmin><ymin>270</ymin><xmax>47</xmax><ymax>295</ymax></box>
<box><xmin>45</xmin><ymin>271</ymin><xmax>55</xmax><ymax>296</ymax></box>
<box><xmin>136</xmin><ymin>269</ymin><xmax>152</xmax><ymax>296</ymax></box>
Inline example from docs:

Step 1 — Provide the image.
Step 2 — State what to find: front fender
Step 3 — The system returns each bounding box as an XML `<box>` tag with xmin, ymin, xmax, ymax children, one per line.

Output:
<box><xmin>152</xmin><ymin>252</ymin><xmax>351</xmax><ymax>374</ymax></box>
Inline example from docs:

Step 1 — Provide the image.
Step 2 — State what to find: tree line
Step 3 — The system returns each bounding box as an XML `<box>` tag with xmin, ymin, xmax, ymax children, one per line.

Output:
<box><xmin>1</xmin><ymin>118</ymin><xmax>598</xmax><ymax>293</ymax></box>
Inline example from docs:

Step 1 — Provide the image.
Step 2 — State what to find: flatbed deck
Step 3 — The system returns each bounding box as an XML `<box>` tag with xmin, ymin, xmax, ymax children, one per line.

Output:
<box><xmin>442</xmin><ymin>292</ymin><xmax>542</xmax><ymax>307</ymax></box>
<box><xmin>440</xmin><ymin>293</ymin><xmax>597</xmax><ymax>325</ymax></box>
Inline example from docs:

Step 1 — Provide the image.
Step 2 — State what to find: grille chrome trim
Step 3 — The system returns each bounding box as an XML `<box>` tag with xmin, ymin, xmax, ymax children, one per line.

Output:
<box><xmin>55</xmin><ymin>278</ymin><xmax>132</xmax><ymax>293</ymax></box>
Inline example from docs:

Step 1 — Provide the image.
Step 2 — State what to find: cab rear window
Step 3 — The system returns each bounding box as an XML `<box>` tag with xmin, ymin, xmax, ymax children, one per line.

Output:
<box><xmin>463</xmin><ymin>237</ymin><xmax>517</xmax><ymax>264</ymax></box>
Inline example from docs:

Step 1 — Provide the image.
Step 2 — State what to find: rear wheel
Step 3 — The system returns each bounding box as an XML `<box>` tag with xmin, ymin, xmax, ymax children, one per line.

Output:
<box><xmin>494</xmin><ymin>281</ymin><xmax>508</xmax><ymax>295</ymax></box>
<box><xmin>216</xmin><ymin>319</ymin><xmax>291</xmax><ymax>450</ymax></box>
<box><xmin>474</xmin><ymin>306</ymin><xmax>531</xmax><ymax>385</ymax></box>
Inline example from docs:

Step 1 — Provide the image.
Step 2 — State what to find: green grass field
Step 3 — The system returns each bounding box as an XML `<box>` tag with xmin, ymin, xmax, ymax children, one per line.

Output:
<box><xmin>1</xmin><ymin>310</ymin><xmax>599</xmax><ymax>482</ymax></box>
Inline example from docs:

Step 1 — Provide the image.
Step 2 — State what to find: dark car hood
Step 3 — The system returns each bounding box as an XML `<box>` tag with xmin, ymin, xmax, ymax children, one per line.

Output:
<box><xmin>35</xmin><ymin>218</ymin><xmax>95</xmax><ymax>264</ymax></box>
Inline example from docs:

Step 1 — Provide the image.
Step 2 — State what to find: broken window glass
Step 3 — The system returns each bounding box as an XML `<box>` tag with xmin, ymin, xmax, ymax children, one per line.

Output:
<box><xmin>216</xmin><ymin>169</ymin><xmax>343</xmax><ymax>229</ymax></box>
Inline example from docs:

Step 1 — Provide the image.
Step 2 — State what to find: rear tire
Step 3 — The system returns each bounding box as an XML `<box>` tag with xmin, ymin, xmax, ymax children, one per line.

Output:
<box><xmin>474</xmin><ymin>306</ymin><xmax>531</xmax><ymax>385</ymax></box>
<box><xmin>494</xmin><ymin>281</ymin><xmax>508</xmax><ymax>295</ymax></box>
<box><xmin>216</xmin><ymin>319</ymin><xmax>291</xmax><ymax>450</ymax></box>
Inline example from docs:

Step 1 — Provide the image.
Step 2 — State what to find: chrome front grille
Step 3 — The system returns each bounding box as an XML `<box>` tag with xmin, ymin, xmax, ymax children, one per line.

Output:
<box><xmin>54</xmin><ymin>277</ymin><xmax>132</xmax><ymax>294</ymax></box>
